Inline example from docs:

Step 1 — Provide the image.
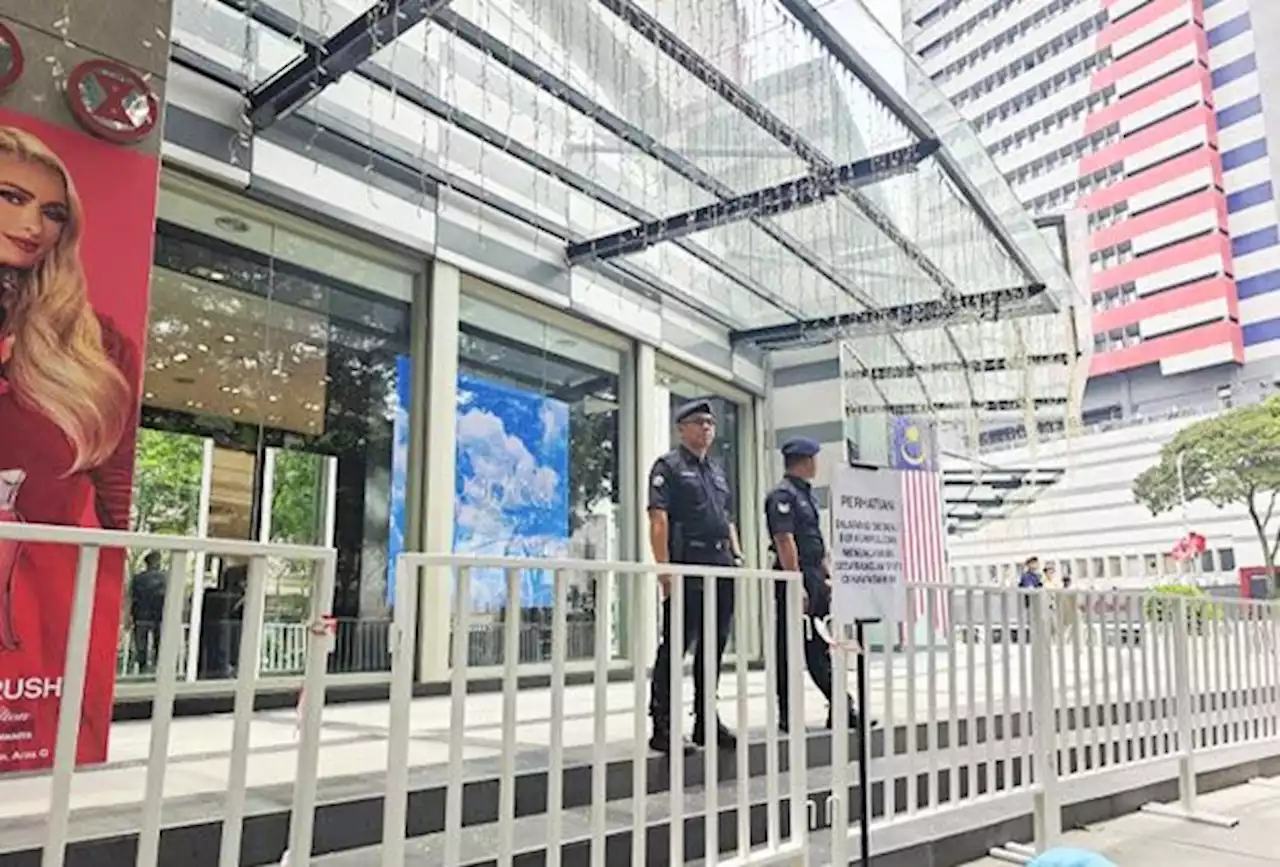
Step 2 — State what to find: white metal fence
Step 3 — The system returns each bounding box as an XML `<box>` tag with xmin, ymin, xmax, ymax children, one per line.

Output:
<box><xmin>14</xmin><ymin>525</ymin><xmax>1280</xmax><ymax>867</ymax></box>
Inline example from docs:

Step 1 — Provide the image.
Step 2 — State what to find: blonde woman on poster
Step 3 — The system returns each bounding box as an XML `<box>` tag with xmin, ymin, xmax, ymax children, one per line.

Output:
<box><xmin>0</xmin><ymin>122</ymin><xmax>143</xmax><ymax>772</ymax></box>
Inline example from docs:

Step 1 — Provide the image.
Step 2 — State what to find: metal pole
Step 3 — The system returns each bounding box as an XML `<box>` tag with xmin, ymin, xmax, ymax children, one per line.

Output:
<box><xmin>856</xmin><ymin>620</ymin><xmax>873</xmax><ymax>865</ymax></box>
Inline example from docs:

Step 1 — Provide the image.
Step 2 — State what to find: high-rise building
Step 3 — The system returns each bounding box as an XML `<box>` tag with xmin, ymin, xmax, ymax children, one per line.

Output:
<box><xmin>904</xmin><ymin>0</ymin><xmax>1280</xmax><ymax>420</ymax></box>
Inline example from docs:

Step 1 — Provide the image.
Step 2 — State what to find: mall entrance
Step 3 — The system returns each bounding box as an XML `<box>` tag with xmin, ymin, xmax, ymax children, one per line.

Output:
<box><xmin>120</xmin><ymin>181</ymin><xmax>416</xmax><ymax>685</ymax></box>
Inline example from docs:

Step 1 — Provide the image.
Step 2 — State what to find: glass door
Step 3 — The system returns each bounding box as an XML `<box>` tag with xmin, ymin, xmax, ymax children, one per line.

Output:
<box><xmin>129</xmin><ymin>179</ymin><xmax>416</xmax><ymax>685</ymax></box>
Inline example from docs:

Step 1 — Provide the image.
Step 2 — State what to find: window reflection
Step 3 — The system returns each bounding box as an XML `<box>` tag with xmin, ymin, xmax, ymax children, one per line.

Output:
<box><xmin>453</xmin><ymin>291</ymin><xmax>626</xmax><ymax>666</ymax></box>
<box><xmin>123</xmin><ymin>224</ymin><xmax>411</xmax><ymax>682</ymax></box>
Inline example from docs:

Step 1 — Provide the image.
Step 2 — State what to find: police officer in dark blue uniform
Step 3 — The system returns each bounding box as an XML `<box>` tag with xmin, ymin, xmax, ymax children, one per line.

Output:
<box><xmin>648</xmin><ymin>398</ymin><xmax>743</xmax><ymax>753</ymax></box>
<box><xmin>766</xmin><ymin>437</ymin><xmax>858</xmax><ymax>732</ymax></box>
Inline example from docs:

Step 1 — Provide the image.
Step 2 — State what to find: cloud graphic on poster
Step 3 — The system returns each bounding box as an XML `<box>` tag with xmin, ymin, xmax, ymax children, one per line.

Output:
<box><xmin>455</xmin><ymin>407</ymin><xmax>560</xmax><ymax>524</ymax></box>
<box><xmin>453</xmin><ymin>375</ymin><xmax>570</xmax><ymax>611</ymax></box>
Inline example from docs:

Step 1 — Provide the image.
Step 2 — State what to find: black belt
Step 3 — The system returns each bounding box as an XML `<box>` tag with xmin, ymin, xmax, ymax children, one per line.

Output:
<box><xmin>686</xmin><ymin>539</ymin><xmax>729</xmax><ymax>551</ymax></box>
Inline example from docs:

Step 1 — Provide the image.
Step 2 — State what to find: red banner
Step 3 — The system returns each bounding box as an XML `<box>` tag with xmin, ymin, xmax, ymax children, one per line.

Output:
<box><xmin>0</xmin><ymin>108</ymin><xmax>157</xmax><ymax>772</ymax></box>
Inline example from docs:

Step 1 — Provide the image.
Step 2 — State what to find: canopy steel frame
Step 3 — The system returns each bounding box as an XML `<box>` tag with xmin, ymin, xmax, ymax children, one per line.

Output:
<box><xmin>226</xmin><ymin>0</ymin><xmax>794</xmax><ymax>329</ymax></box>
<box><xmin>593</xmin><ymin>0</ymin><xmax>987</xmax><ymax>412</ymax></box>
<box><xmin>565</xmin><ymin>140</ymin><xmax>938</xmax><ymax>264</ymax></box>
<box><xmin>730</xmin><ymin>283</ymin><xmax>1049</xmax><ymax>349</ymax></box>
<box><xmin>776</xmin><ymin>0</ymin><xmax>1042</xmax><ymax>286</ymax></box>
<box><xmin>248</xmin><ymin>0</ymin><xmax>452</xmax><ymax>130</ymax></box>
<box><xmin>847</xmin><ymin>353</ymin><xmax>1073</xmax><ymax>379</ymax></box>
<box><xmin>847</xmin><ymin>397</ymin><xmax>1069</xmax><ymax>415</ymax></box>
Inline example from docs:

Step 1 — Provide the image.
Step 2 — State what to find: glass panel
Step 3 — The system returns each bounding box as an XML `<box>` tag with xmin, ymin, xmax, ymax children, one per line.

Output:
<box><xmin>122</xmin><ymin>429</ymin><xmax>206</xmax><ymax>680</ymax></box>
<box><xmin>126</xmin><ymin>188</ymin><xmax>414</xmax><ymax>684</ymax></box>
<box><xmin>454</xmin><ymin>288</ymin><xmax>626</xmax><ymax>666</ymax></box>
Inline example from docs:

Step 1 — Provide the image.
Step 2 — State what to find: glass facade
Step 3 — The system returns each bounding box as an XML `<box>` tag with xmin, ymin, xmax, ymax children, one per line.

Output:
<box><xmin>122</xmin><ymin>181</ymin><xmax>415</xmax><ymax>683</ymax></box>
<box><xmin>453</xmin><ymin>286</ymin><xmax>629</xmax><ymax>666</ymax></box>
<box><xmin>114</xmin><ymin>176</ymin><xmax>763</xmax><ymax>698</ymax></box>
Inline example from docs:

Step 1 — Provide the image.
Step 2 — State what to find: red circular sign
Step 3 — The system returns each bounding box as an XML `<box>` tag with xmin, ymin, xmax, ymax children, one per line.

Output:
<box><xmin>0</xmin><ymin>23</ymin><xmax>24</xmax><ymax>93</ymax></box>
<box><xmin>64</xmin><ymin>59</ymin><xmax>159</xmax><ymax>145</ymax></box>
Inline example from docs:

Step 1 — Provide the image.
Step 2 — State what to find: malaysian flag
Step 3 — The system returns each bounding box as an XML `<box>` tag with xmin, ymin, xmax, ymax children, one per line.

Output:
<box><xmin>890</xmin><ymin>417</ymin><xmax>950</xmax><ymax>637</ymax></box>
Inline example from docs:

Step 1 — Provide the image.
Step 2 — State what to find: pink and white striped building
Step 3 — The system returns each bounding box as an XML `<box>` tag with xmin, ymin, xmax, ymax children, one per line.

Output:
<box><xmin>905</xmin><ymin>0</ymin><xmax>1280</xmax><ymax>405</ymax></box>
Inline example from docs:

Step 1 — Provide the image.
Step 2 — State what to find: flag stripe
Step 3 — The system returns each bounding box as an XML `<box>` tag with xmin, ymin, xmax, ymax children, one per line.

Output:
<box><xmin>901</xmin><ymin>469</ymin><xmax>948</xmax><ymax>636</ymax></box>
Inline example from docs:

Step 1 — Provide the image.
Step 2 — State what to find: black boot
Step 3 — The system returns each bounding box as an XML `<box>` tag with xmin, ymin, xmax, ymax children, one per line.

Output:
<box><xmin>692</xmin><ymin>717</ymin><xmax>738</xmax><ymax>750</ymax></box>
<box><xmin>649</xmin><ymin>716</ymin><xmax>695</xmax><ymax>754</ymax></box>
<box><xmin>826</xmin><ymin>705</ymin><xmax>878</xmax><ymax>730</ymax></box>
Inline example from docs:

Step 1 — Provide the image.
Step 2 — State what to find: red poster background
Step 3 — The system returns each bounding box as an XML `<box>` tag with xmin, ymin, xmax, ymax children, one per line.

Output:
<box><xmin>0</xmin><ymin>108</ymin><xmax>157</xmax><ymax>773</ymax></box>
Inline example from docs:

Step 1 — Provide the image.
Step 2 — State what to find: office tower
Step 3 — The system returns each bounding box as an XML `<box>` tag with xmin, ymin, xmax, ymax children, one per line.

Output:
<box><xmin>904</xmin><ymin>0</ymin><xmax>1280</xmax><ymax>417</ymax></box>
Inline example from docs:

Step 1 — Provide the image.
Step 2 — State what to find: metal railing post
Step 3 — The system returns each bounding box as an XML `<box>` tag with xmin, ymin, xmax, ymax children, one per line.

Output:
<box><xmin>1140</xmin><ymin>596</ymin><xmax>1239</xmax><ymax>828</ymax></box>
<box><xmin>1031</xmin><ymin>591</ymin><xmax>1062</xmax><ymax>852</ymax></box>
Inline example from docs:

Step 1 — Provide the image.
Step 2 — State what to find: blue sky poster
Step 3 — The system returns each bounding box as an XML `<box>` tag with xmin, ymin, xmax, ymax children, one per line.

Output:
<box><xmin>454</xmin><ymin>372</ymin><xmax>570</xmax><ymax>610</ymax></box>
<box><xmin>386</xmin><ymin>354</ymin><xmax>412</xmax><ymax>606</ymax></box>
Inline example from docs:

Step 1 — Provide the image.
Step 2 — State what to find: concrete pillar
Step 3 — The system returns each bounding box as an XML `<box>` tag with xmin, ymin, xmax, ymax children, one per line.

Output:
<box><xmin>418</xmin><ymin>259</ymin><xmax>461</xmax><ymax>682</ymax></box>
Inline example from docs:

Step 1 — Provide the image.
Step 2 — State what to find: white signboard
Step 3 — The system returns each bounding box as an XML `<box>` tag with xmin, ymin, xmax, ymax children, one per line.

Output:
<box><xmin>830</xmin><ymin>466</ymin><xmax>907</xmax><ymax>625</ymax></box>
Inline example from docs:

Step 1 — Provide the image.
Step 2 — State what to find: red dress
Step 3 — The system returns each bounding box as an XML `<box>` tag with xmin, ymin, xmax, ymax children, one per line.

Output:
<box><xmin>0</xmin><ymin>314</ymin><xmax>139</xmax><ymax>773</ymax></box>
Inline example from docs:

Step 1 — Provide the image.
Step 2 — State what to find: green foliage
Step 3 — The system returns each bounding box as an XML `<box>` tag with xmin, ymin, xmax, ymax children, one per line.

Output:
<box><xmin>567</xmin><ymin>406</ymin><xmax>616</xmax><ymax>534</ymax></box>
<box><xmin>1143</xmin><ymin>582</ymin><xmax>1219</xmax><ymax>631</ymax></box>
<box><xmin>129</xmin><ymin>429</ymin><xmax>324</xmax><ymax>576</ymax></box>
<box><xmin>1133</xmin><ymin>396</ymin><xmax>1280</xmax><ymax>585</ymax></box>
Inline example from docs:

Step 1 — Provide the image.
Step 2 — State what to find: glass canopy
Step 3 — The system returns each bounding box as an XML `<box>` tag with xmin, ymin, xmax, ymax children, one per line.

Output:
<box><xmin>173</xmin><ymin>0</ymin><xmax>1084</xmax><ymax>417</ymax></box>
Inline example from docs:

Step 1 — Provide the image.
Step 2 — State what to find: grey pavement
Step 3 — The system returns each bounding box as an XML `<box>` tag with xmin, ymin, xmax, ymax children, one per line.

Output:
<box><xmin>962</xmin><ymin>779</ymin><xmax>1280</xmax><ymax>866</ymax></box>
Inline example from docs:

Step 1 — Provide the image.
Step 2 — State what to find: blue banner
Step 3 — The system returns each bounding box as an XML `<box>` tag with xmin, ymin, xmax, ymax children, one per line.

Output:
<box><xmin>454</xmin><ymin>372</ymin><xmax>570</xmax><ymax>610</ymax></box>
<box><xmin>889</xmin><ymin>415</ymin><xmax>937</xmax><ymax>472</ymax></box>
<box><xmin>386</xmin><ymin>354</ymin><xmax>412</xmax><ymax>606</ymax></box>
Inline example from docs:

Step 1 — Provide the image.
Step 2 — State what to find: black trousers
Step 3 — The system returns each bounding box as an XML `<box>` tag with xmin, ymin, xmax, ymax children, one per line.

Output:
<box><xmin>132</xmin><ymin>617</ymin><xmax>161</xmax><ymax>672</ymax></box>
<box><xmin>773</xmin><ymin>569</ymin><xmax>851</xmax><ymax>724</ymax></box>
<box><xmin>650</xmin><ymin>564</ymin><xmax>735</xmax><ymax>726</ymax></box>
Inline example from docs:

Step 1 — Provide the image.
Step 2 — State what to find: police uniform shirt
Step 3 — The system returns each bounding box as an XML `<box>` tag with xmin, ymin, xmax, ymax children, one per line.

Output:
<box><xmin>764</xmin><ymin>477</ymin><xmax>825</xmax><ymax>567</ymax></box>
<box><xmin>648</xmin><ymin>448</ymin><xmax>733</xmax><ymax>544</ymax></box>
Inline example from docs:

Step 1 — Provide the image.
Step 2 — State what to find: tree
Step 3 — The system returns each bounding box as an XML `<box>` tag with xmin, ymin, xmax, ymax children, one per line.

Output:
<box><xmin>567</xmin><ymin>405</ymin><xmax>617</xmax><ymax>534</ymax></box>
<box><xmin>1132</xmin><ymin>396</ymin><xmax>1280</xmax><ymax>588</ymax></box>
<box><xmin>129</xmin><ymin>428</ymin><xmax>205</xmax><ymax>571</ymax></box>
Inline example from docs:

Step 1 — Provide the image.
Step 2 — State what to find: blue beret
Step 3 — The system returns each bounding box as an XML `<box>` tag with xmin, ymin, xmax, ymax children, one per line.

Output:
<box><xmin>674</xmin><ymin>399</ymin><xmax>715</xmax><ymax>423</ymax></box>
<box><xmin>781</xmin><ymin>437</ymin><xmax>821</xmax><ymax>458</ymax></box>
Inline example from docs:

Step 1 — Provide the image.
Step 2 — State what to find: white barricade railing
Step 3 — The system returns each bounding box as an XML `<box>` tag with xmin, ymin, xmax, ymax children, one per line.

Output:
<box><xmin>0</xmin><ymin>522</ymin><xmax>337</xmax><ymax>867</ymax></box>
<box><xmin>22</xmin><ymin>534</ymin><xmax>1280</xmax><ymax>867</ymax></box>
<box><xmin>378</xmin><ymin>554</ymin><xmax>809</xmax><ymax>867</ymax></box>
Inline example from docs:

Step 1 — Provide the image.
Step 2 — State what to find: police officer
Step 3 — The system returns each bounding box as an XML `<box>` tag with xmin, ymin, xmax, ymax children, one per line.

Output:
<box><xmin>765</xmin><ymin>437</ymin><xmax>858</xmax><ymax>732</ymax></box>
<box><xmin>648</xmin><ymin>398</ymin><xmax>743</xmax><ymax>753</ymax></box>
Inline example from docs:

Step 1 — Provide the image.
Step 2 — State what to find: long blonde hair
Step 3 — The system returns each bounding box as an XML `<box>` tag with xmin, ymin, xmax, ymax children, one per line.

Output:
<box><xmin>0</xmin><ymin>126</ymin><xmax>131</xmax><ymax>473</ymax></box>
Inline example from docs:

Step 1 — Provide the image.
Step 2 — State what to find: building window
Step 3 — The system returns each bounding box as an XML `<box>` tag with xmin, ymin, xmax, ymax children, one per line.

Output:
<box><xmin>127</xmin><ymin>191</ymin><xmax>414</xmax><ymax>682</ymax></box>
<box><xmin>1218</xmin><ymin>548</ymin><xmax>1236</xmax><ymax>571</ymax></box>
<box><xmin>453</xmin><ymin>287</ymin><xmax>627</xmax><ymax>666</ymax></box>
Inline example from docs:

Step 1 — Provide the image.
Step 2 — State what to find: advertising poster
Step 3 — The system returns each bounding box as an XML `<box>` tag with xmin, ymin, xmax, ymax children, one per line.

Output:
<box><xmin>0</xmin><ymin>109</ymin><xmax>157</xmax><ymax>772</ymax></box>
<box><xmin>454</xmin><ymin>372</ymin><xmax>569</xmax><ymax>611</ymax></box>
<box><xmin>385</xmin><ymin>354</ymin><xmax>411</xmax><ymax>606</ymax></box>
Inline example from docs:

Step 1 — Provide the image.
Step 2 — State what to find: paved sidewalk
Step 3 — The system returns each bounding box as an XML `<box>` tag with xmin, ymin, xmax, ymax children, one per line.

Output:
<box><xmin>962</xmin><ymin>778</ymin><xmax>1280</xmax><ymax>866</ymax></box>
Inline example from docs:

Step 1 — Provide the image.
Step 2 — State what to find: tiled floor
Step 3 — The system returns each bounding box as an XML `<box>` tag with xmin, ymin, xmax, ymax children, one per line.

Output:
<box><xmin>961</xmin><ymin>779</ymin><xmax>1280</xmax><ymax>866</ymax></box>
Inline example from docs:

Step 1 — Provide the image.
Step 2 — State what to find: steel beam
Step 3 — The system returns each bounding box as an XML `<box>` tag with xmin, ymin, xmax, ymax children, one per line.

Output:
<box><xmin>566</xmin><ymin>140</ymin><xmax>938</xmax><ymax>264</ymax></box>
<box><xmin>775</xmin><ymin>0</ymin><xmax>1043</xmax><ymax>287</ymax></box>
<box><xmin>730</xmin><ymin>283</ymin><xmax>1049</xmax><ymax>349</ymax></box>
<box><xmin>846</xmin><ymin>353</ymin><xmax>1072</xmax><ymax>379</ymax></box>
<box><xmin>248</xmin><ymin>0</ymin><xmax>451</xmax><ymax>130</ymax></box>
<box><xmin>846</xmin><ymin>397</ymin><xmax>1069</xmax><ymax>415</ymax></box>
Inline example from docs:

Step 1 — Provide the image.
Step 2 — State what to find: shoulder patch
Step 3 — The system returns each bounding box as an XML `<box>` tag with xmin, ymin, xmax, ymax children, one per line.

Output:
<box><xmin>777</xmin><ymin>502</ymin><xmax>791</xmax><ymax>514</ymax></box>
<box><xmin>652</xmin><ymin>474</ymin><xmax>665</xmax><ymax>487</ymax></box>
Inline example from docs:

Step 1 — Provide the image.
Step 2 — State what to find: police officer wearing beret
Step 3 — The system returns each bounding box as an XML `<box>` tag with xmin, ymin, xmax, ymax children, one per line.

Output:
<box><xmin>648</xmin><ymin>398</ymin><xmax>743</xmax><ymax>753</ymax></box>
<box><xmin>766</xmin><ymin>437</ymin><xmax>858</xmax><ymax>732</ymax></box>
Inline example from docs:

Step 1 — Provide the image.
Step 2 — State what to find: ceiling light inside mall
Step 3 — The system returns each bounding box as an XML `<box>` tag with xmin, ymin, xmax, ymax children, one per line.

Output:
<box><xmin>223</xmin><ymin>334</ymin><xmax>237</xmax><ymax>343</ymax></box>
<box><xmin>268</xmin><ymin>395</ymin><xmax>279</xmax><ymax>403</ymax></box>
<box><xmin>197</xmin><ymin>343</ymin><xmax>209</xmax><ymax>352</ymax></box>
<box><xmin>172</xmin><ymin>352</ymin><xmax>189</xmax><ymax>363</ymax></box>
